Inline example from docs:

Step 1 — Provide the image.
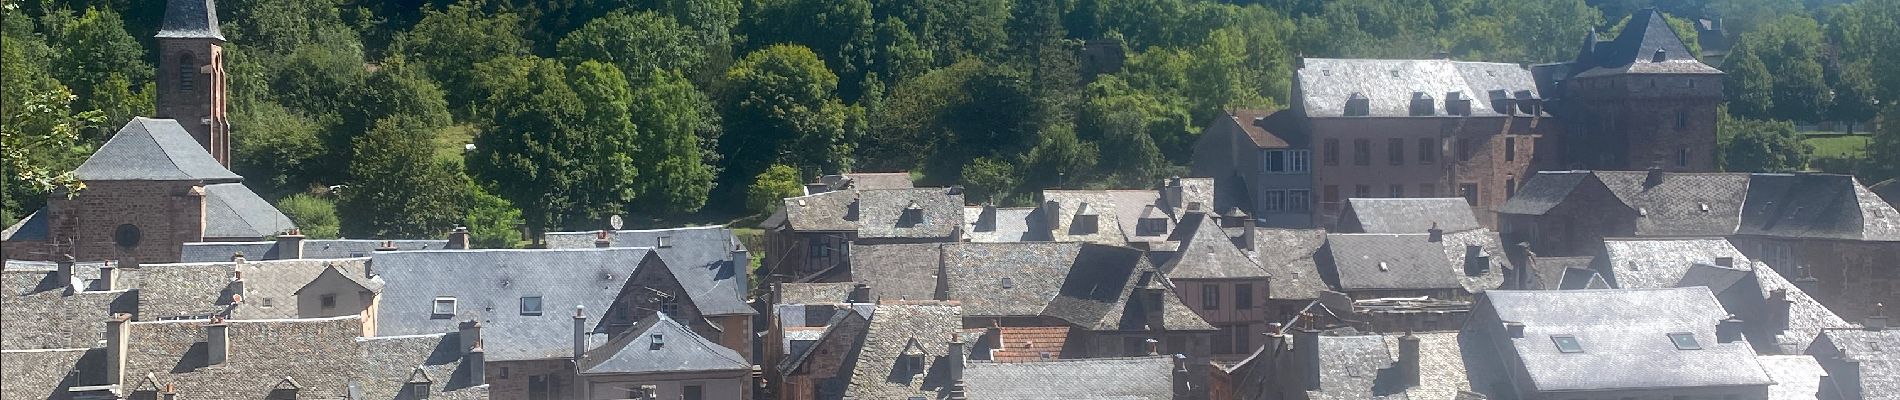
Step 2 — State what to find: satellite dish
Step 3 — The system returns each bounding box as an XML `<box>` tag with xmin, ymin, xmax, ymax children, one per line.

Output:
<box><xmin>609</xmin><ymin>215</ymin><xmax>624</xmax><ymax>230</ymax></box>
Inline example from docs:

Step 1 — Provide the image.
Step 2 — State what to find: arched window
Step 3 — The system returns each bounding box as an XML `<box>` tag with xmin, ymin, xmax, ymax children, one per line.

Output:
<box><xmin>178</xmin><ymin>53</ymin><xmax>196</xmax><ymax>92</ymax></box>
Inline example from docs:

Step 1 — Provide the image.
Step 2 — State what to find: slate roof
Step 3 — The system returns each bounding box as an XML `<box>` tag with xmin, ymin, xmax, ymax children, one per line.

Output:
<box><xmin>941</xmin><ymin>242</ymin><xmax>1084</xmax><ymax>318</ymax></box>
<box><xmin>1221</xmin><ymin>109</ymin><xmax>1292</xmax><ymax>148</ymax></box>
<box><xmin>1872</xmin><ymin>179</ymin><xmax>1900</xmax><ymax>207</ymax></box>
<box><xmin>819</xmin><ymin>172</ymin><xmax>916</xmax><ymax>191</ymax></box>
<box><xmin>1496</xmin><ymin>172</ymin><xmax>1595</xmax><ymax>215</ymax></box>
<box><xmin>848</xmin><ymin>243</ymin><xmax>944</xmax><ymax>302</ymax></box>
<box><xmin>370</xmin><ymin>248</ymin><xmax>653</xmax><ymax>361</ymax></box>
<box><xmin>1381</xmin><ymin>332</ymin><xmax>1472</xmax><ymax>400</ymax></box>
<box><xmin>0</xmin><ymin>348</ymin><xmax>105</xmax><ymax>400</ymax></box>
<box><xmin>1569</xmin><ymin>9</ymin><xmax>1720</xmax><ymax>78</ymax></box>
<box><xmin>963</xmin><ymin>206</ymin><xmax>1052</xmax><ymax>243</ymax></box>
<box><xmin>963</xmin><ymin>356</ymin><xmax>1176</xmax><ymax>399</ymax></box>
<box><xmin>777</xmin><ymin>282</ymin><xmax>858</xmax><ymax>304</ymax></box>
<box><xmin>1438</xmin><ymin>229</ymin><xmax>1510</xmax><ymax>294</ymax></box>
<box><xmin>73</xmin><ymin>118</ymin><xmax>240</xmax><ymax>182</ymax></box>
<box><xmin>1041</xmin><ymin>191</ymin><xmax>1134</xmax><ymax>244</ymax></box>
<box><xmin>202</xmin><ymin>183</ymin><xmax>296</xmax><ymax>239</ymax></box>
<box><xmin>155</xmin><ymin>0</ymin><xmax>224</xmax><ymax>39</ymax></box>
<box><xmin>1594</xmin><ymin>171</ymin><xmax>1750</xmax><ymax>236</ymax></box>
<box><xmin>1</xmin><ymin>208</ymin><xmax>48</xmax><ymax>241</ymax></box>
<box><xmin>579</xmin><ymin>313</ymin><xmax>748</xmax><ymax>375</ymax></box>
<box><xmin>1310</xmin><ymin>334</ymin><xmax>1408</xmax><ymax>400</ymax></box>
<box><xmin>1475</xmin><ymin>288</ymin><xmax>1773</xmax><ymax>392</ymax></box>
<box><xmin>544</xmin><ymin>226</ymin><xmax>751</xmax><ymax>315</ymax></box>
<box><xmin>1250</xmin><ymin>228</ymin><xmax>1330</xmax><ymax>300</ymax></box>
<box><xmin>0</xmin><ymin>285</ymin><xmax>134</xmax><ymax>349</ymax></box>
<box><xmin>779</xmin><ymin>188</ymin><xmax>965</xmax><ymax>239</ymax></box>
<box><xmin>843</xmin><ymin>302</ymin><xmax>966</xmax><ymax>400</ymax></box>
<box><xmin>1521</xmin><ymin>256</ymin><xmax>1595</xmax><ymax>290</ymax></box>
<box><xmin>1321</xmin><ymin>234</ymin><xmax>1463</xmax><ymax>291</ymax></box>
<box><xmin>1807</xmin><ymin>329</ymin><xmax>1900</xmax><ymax>399</ymax></box>
<box><xmin>1338</xmin><ymin>198</ymin><xmax>1481</xmax><ymax>234</ymax></box>
<box><xmin>1756</xmin><ymin>355</ymin><xmax>1826</xmax><ymax>400</ymax></box>
<box><xmin>123</xmin><ymin>316</ymin><xmax>484</xmax><ymax>399</ymax></box>
<box><xmin>1739</xmin><ymin>173</ymin><xmax>1900</xmax><ymax>241</ymax></box>
<box><xmin>1162</xmin><ymin>212</ymin><xmax>1268</xmax><ymax>279</ymax></box>
<box><xmin>178</xmin><ymin>239</ymin><xmax>448</xmax><ymax>262</ymax></box>
<box><xmin>1601</xmin><ymin>238</ymin><xmax>1850</xmax><ymax>354</ymax></box>
<box><xmin>1297</xmin><ymin>58</ymin><xmax>1543</xmax><ymax>118</ymax></box>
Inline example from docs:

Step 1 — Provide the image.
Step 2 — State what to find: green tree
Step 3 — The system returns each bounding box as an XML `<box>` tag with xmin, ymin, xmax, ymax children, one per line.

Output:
<box><xmin>1864</xmin><ymin>105</ymin><xmax>1900</xmax><ymax>184</ymax></box>
<box><xmin>466</xmin><ymin>56</ymin><xmax>586</xmax><ymax>240</ymax></box>
<box><xmin>563</xmin><ymin>60</ymin><xmax>641</xmax><ymax>223</ymax></box>
<box><xmin>231</xmin><ymin>102</ymin><xmax>326</xmax><ymax>198</ymax></box>
<box><xmin>339</xmin><ymin>117</ymin><xmax>466</xmax><ymax>238</ymax></box>
<box><xmin>86</xmin><ymin>73</ymin><xmax>151</xmax><ymax>138</ymax></box>
<box><xmin>556</xmin><ymin>11</ymin><xmax>707</xmax><ymax>85</ymax></box>
<box><xmin>1718</xmin><ymin>114</ymin><xmax>1811</xmax><ymax>173</ymax></box>
<box><xmin>719</xmin><ymin>45</ymin><xmax>850</xmax><ymax>204</ymax></box>
<box><xmin>746</xmin><ymin>164</ymin><xmax>803</xmax><ymax>214</ymax></box>
<box><xmin>267</xmin><ymin>44</ymin><xmax>368</xmax><ymax>118</ymax></box>
<box><xmin>46</xmin><ymin>7</ymin><xmax>150</xmax><ymax>131</ymax></box>
<box><xmin>1827</xmin><ymin>60</ymin><xmax>1880</xmax><ymax>133</ymax></box>
<box><xmin>460</xmin><ymin>178</ymin><xmax>523</xmax><ymax>249</ymax></box>
<box><xmin>400</xmin><ymin>1</ymin><xmax>529</xmax><ymax>112</ymax></box>
<box><xmin>221</xmin><ymin>0</ymin><xmax>361</xmax><ymax>55</ymax></box>
<box><xmin>327</xmin><ymin>67</ymin><xmax>452</xmax><ymax>181</ymax></box>
<box><xmin>276</xmin><ymin>194</ymin><xmax>341</xmax><ymax>239</ymax></box>
<box><xmin>960</xmin><ymin>157</ymin><xmax>1016</xmax><ymax>205</ymax></box>
<box><xmin>1724</xmin><ymin>49</ymin><xmax>1775</xmax><ymax>119</ymax></box>
<box><xmin>1731</xmin><ymin>15</ymin><xmax>1830</xmax><ymax>121</ymax></box>
<box><xmin>628</xmin><ymin>68</ymin><xmax>718</xmax><ymax>215</ymax></box>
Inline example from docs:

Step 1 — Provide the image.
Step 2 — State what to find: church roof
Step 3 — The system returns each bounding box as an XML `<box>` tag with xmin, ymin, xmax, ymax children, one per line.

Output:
<box><xmin>202</xmin><ymin>183</ymin><xmax>295</xmax><ymax>239</ymax></box>
<box><xmin>1571</xmin><ymin>9</ymin><xmax>1721</xmax><ymax>78</ymax></box>
<box><xmin>155</xmin><ymin>0</ymin><xmax>224</xmax><ymax>40</ymax></box>
<box><xmin>73</xmin><ymin>118</ymin><xmax>240</xmax><ymax>182</ymax></box>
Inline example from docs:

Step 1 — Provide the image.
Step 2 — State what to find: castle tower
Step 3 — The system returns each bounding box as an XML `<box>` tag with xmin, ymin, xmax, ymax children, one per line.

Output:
<box><xmin>1545</xmin><ymin>9</ymin><xmax>1724</xmax><ymax>172</ymax></box>
<box><xmin>154</xmin><ymin>0</ymin><xmax>230</xmax><ymax>168</ymax></box>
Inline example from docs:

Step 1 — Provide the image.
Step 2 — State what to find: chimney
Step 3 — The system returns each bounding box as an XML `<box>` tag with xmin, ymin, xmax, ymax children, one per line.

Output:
<box><xmin>594</xmin><ymin>230</ymin><xmax>612</xmax><ymax>248</ymax></box>
<box><xmin>731</xmin><ymin>246</ymin><xmax>750</xmax><ymax>297</ymax></box>
<box><xmin>1398</xmin><ymin>332</ymin><xmax>1421</xmax><ymax>388</ymax></box>
<box><xmin>207</xmin><ymin>317</ymin><xmax>230</xmax><ymax>365</ymax></box>
<box><xmin>848</xmin><ymin>283</ymin><xmax>871</xmax><ymax>303</ymax></box>
<box><xmin>375</xmin><ymin>240</ymin><xmax>399</xmax><ymax>252</ymax></box>
<box><xmin>97</xmin><ymin>263</ymin><xmax>118</xmax><ymax>291</ymax></box>
<box><xmin>1715</xmin><ymin>257</ymin><xmax>1734</xmax><ymax>268</ymax></box>
<box><xmin>1163</xmin><ymin>176</ymin><xmax>1185</xmax><ymax>209</ymax></box>
<box><xmin>1652</xmin><ymin>48</ymin><xmax>1668</xmax><ymax>62</ymax></box>
<box><xmin>466</xmin><ymin>341</ymin><xmax>486</xmax><ymax>386</ymax></box>
<box><xmin>1794</xmin><ymin>266</ymin><xmax>1819</xmax><ymax>293</ymax></box>
<box><xmin>1464</xmin><ymin>245</ymin><xmax>1490</xmax><ymax>276</ymax></box>
<box><xmin>1505</xmin><ymin>322</ymin><xmax>1526</xmax><ymax>338</ymax></box>
<box><xmin>1146</xmin><ymin>338</ymin><xmax>1160</xmax><ymax>356</ymax></box>
<box><xmin>276</xmin><ymin>229</ymin><xmax>306</xmax><ymax>259</ymax></box>
<box><xmin>446</xmin><ymin>226</ymin><xmax>471</xmax><ymax>250</ymax></box>
<box><xmin>573</xmin><ymin>305</ymin><xmax>589</xmax><ymax>360</ymax></box>
<box><xmin>947</xmin><ymin>334</ymin><xmax>967</xmax><ymax>384</ymax></box>
<box><xmin>459</xmin><ymin>320</ymin><xmax>482</xmax><ymax>354</ymax></box>
<box><xmin>228</xmin><ymin>271</ymin><xmax>246</xmax><ymax>304</ymax></box>
<box><xmin>977</xmin><ymin>203</ymin><xmax>998</xmax><ymax>231</ymax></box>
<box><xmin>1768</xmin><ymin>288</ymin><xmax>1793</xmax><ymax>332</ymax></box>
<box><xmin>1295</xmin><ymin>329</ymin><xmax>1321</xmax><ymax>390</ymax></box>
<box><xmin>1645</xmin><ymin>166</ymin><xmax>1665</xmax><ymax>187</ymax></box>
<box><xmin>162</xmin><ymin>384</ymin><xmax>176</xmax><ymax>400</ymax></box>
<box><xmin>1868</xmin><ymin>303</ymin><xmax>1888</xmax><ymax>331</ymax></box>
<box><xmin>106</xmin><ymin>313</ymin><xmax>131</xmax><ymax>386</ymax></box>
<box><xmin>1042</xmin><ymin>200</ymin><xmax>1063</xmax><ymax>230</ymax></box>
<box><xmin>1427</xmin><ymin>222</ymin><xmax>1443</xmax><ymax>243</ymax></box>
<box><xmin>1242</xmin><ymin>214</ymin><xmax>1257</xmax><ymax>252</ymax></box>
<box><xmin>1717</xmin><ymin>317</ymin><xmax>1744</xmax><ymax>343</ymax></box>
<box><xmin>57</xmin><ymin>254</ymin><xmax>76</xmax><ymax>294</ymax></box>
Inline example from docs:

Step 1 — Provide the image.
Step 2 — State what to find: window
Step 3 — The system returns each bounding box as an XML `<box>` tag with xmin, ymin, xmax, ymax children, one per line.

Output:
<box><xmin>1289</xmin><ymin>150</ymin><xmax>1310</xmax><ymax>172</ymax></box>
<box><xmin>1675</xmin><ymin>110</ymin><xmax>1689</xmax><ymax>129</ymax></box>
<box><xmin>1668</xmin><ymin>332</ymin><xmax>1701</xmax><ymax>350</ymax></box>
<box><xmin>1388</xmin><ymin>138</ymin><xmax>1405</xmax><ymax>165</ymax></box>
<box><xmin>1457</xmin><ymin>138</ymin><xmax>1472</xmax><ymax>161</ymax></box>
<box><xmin>320</xmin><ymin>294</ymin><xmax>336</xmax><ymax>309</ymax></box>
<box><xmin>1504</xmin><ymin>137</ymin><xmax>1517</xmax><ymax>161</ymax></box>
<box><xmin>1233</xmin><ymin>324</ymin><xmax>1252</xmax><ymax>354</ymax></box>
<box><xmin>1322</xmin><ymin>186</ymin><xmax>1339</xmax><ymax>212</ymax></box>
<box><xmin>660</xmin><ymin>298</ymin><xmax>680</xmax><ymax>316</ymax></box>
<box><xmin>114</xmin><ymin>224</ymin><xmax>142</xmax><ymax>248</ymax></box>
<box><xmin>1506</xmin><ymin>177</ymin><xmax>1517</xmax><ymax>199</ymax></box>
<box><xmin>1354</xmin><ymin>185</ymin><xmax>1371</xmax><ymax>199</ymax></box>
<box><xmin>178</xmin><ymin>54</ymin><xmax>195</xmax><ymax>92</ymax></box>
<box><xmin>432</xmin><ymin>297</ymin><xmax>456</xmax><ymax>318</ymax></box>
<box><xmin>684</xmin><ymin>385</ymin><xmax>703</xmax><ymax>400</ymax></box>
<box><xmin>1761</xmin><ymin>242</ymin><xmax>1795</xmax><ymax>269</ymax></box>
<box><xmin>1389</xmin><ymin>184</ymin><xmax>1404</xmax><ymax>198</ymax></box>
<box><xmin>1676</xmin><ymin>148</ymin><xmax>1690</xmax><ymax>167</ymax></box>
<box><xmin>1551</xmin><ymin>335</ymin><xmax>1583</xmax><ymax>353</ymax></box>
<box><xmin>1460</xmin><ymin>184</ymin><xmax>1479</xmax><ymax>206</ymax></box>
<box><xmin>1234</xmin><ymin>284</ymin><xmax>1253</xmax><ymax>309</ymax></box>
<box><xmin>1203</xmin><ymin>285</ymin><xmax>1221</xmax><ymax>310</ymax></box>
<box><xmin>1323</xmin><ymin>139</ymin><xmax>1340</xmax><ymax>166</ymax></box>
<box><xmin>1288</xmin><ymin>190</ymin><xmax>1311</xmax><ymax>213</ymax></box>
<box><xmin>408</xmin><ymin>382</ymin><xmax>430</xmax><ymax>399</ymax></box>
<box><xmin>520</xmin><ymin>296</ymin><xmax>543</xmax><ymax>316</ymax></box>
<box><xmin>1263</xmin><ymin>150</ymin><xmax>1286</xmax><ymax>173</ymax></box>
<box><xmin>1353</xmin><ymin>139</ymin><xmax>1371</xmax><ymax>166</ymax></box>
<box><xmin>656</xmin><ymin>235</ymin><xmax>672</xmax><ymax>248</ymax></box>
<box><xmin>650</xmin><ymin>333</ymin><xmax>665</xmax><ymax>350</ymax></box>
<box><xmin>808</xmin><ymin>238</ymin><xmax>831</xmax><ymax>258</ymax></box>
<box><xmin>498</xmin><ymin>367</ymin><xmax>509</xmax><ymax>379</ymax></box>
<box><xmin>1418</xmin><ymin>138</ymin><xmax>1437</xmax><ymax>164</ymax></box>
<box><xmin>1263</xmin><ymin>190</ymin><xmax>1287</xmax><ymax>212</ymax></box>
<box><xmin>1419</xmin><ymin>184</ymin><xmax>1436</xmax><ymax>198</ymax></box>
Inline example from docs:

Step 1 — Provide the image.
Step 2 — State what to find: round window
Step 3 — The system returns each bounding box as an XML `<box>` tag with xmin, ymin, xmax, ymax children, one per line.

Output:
<box><xmin>114</xmin><ymin>224</ymin><xmax>142</xmax><ymax>248</ymax></box>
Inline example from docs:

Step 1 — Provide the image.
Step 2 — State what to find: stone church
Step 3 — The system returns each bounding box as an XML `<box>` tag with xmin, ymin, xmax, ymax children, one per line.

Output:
<box><xmin>2</xmin><ymin>0</ymin><xmax>294</xmax><ymax>263</ymax></box>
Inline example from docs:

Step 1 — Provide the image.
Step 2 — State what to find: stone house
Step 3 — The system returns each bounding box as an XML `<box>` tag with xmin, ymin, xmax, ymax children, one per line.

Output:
<box><xmin>178</xmin><ymin>234</ymin><xmax>455</xmax><ymax>263</ymax></box>
<box><xmin>1534</xmin><ymin>8</ymin><xmax>1724</xmax><ymax>172</ymax></box>
<box><xmin>773</xmin><ymin>304</ymin><xmax>870</xmax><ymax>400</ymax></box>
<box><xmin>1226</xmin><ymin>328</ymin><xmax>1473</xmax><ymax>400</ymax></box>
<box><xmin>577</xmin><ymin>313</ymin><xmax>751</xmax><ymax>400</ymax></box>
<box><xmin>1806</xmin><ymin>325</ymin><xmax>1900</xmax><ymax>400</ymax></box>
<box><xmin>1595</xmin><ymin>238</ymin><xmax>1852</xmax><ymax>355</ymax></box>
<box><xmin>1462</xmin><ymin>288</ymin><xmax>1773</xmax><ymax>399</ymax></box>
<box><xmin>1191</xmin><ymin>109</ymin><xmax>1315</xmax><ymax>228</ymax></box>
<box><xmin>543</xmin><ymin>225</ymin><xmax>757</xmax><ymax>360</ymax></box>
<box><xmin>293</xmin><ymin>263</ymin><xmax>382</xmax><ymax>322</ymax></box>
<box><xmin>759</xmin><ymin>187</ymin><xmax>964</xmax><ymax>283</ymax></box>
<box><xmin>1161</xmin><ymin>210</ymin><xmax>1272</xmax><ymax>360</ymax></box>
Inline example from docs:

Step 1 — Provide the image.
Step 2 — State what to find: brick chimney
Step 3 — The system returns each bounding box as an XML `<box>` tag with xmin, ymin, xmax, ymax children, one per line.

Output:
<box><xmin>375</xmin><ymin>240</ymin><xmax>399</xmax><ymax>252</ymax></box>
<box><xmin>57</xmin><ymin>254</ymin><xmax>77</xmax><ymax>295</ymax></box>
<box><xmin>446</xmin><ymin>226</ymin><xmax>471</xmax><ymax>250</ymax></box>
<box><xmin>106</xmin><ymin>313</ymin><xmax>131</xmax><ymax>387</ymax></box>
<box><xmin>162</xmin><ymin>384</ymin><xmax>176</xmax><ymax>400</ymax></box>
<box><xmin>275</xmin><ymin>229</ymin><xmax>306</xmax><ymax>260</ymax></box>
<box><xmin>467</xmin><ymin>341</ymin><xmax>486</xmax><ymax>386</ymax></box>
<box><xmin>1294</xmin><ymin>329</ymin><xmax>1321</xmax><ymax>390</ymax></box>
<box><xmin>594</xmin><ymin>231</ymin><xmax>612</xmax><ymax>248</ymax></box>
<box><xmin>1768</xmin><ymin>288</ymin><xmax>1793</xmax><ymax>332</ymax></box>
<box><xmin>227</xmin><ymin>270</ymin><xmax>245</xmax><ymax>304</ymax></box>
<box><xmin>206</xmin><ymin>317</ymin><xmax>230</xmax><ymax>365</ymax></box>
<box><xmin>573</xmin><ymin>305</ymin><xmax>588</xmax><ymax>360</ymax></box>
<box><xmin>1717</xmin><ymin>317</ymin><xmax>1744</xmax><ymax>343</ymax></box>
<box><xmin>1163</xmin><ymin>176</ymin><xmax>1185</xmax><ymax>209</ymax></box>
<box><xmin>1398</xmin><ymin>332</ymin><xmax>1421</xmax><ymax>388</ymax></box>
<box><xmin>459</xmin><ymin>320</ymin><xmax>482</xmax><ymax>354</ymax></box>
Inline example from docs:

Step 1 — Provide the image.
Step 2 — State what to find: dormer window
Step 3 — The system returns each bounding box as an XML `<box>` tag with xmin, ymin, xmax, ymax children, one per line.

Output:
<box><xmin>900</xmin><ymin>201</ymin><xmax>925</xmax><ymax>227</ymax></box>
<box><xmin>656</xmin><ymin>235</ymin><xmax>671</xmax><ymax>248</ymax></box>
<box><xmin>432</xmin><ymin>297</ymin><xmax>456</xmax><ymax>319</ymax></box>
<box><xmin>1489</xmin><ymin>89</ymin><xmax>1513</xmax><ymax>114</ymax></box>
<box><xmin>1072</xmin><ymin>203</ymin><xmax>1100</xmax><ymax>233</ymax></box>
<box><xmin>1138</xmin><ymin>217</ymin><xmax>1168</xmax><ymax>236</ymax></box>
<box><xmin>1409</xmin><ymin>92</ymin><xmax>1435</xmax><ymax>116</ymax></box>
<box><xmin>1344</xmin><ymin>93</ymin><xmax>1370</xmax><ymax>116</ymax></box>
<box><xmin>899</xmin><ymin>338</ymin><xmax>929</xmax><ymax>375</ymax></box>
<box><xmin>1551</xmin><ymin>334</ymin><xmax>1583</xmax><ymax>353</ymax></box>
<box><xmin>1445</xmin><ymin>92</ymin><xmax>1471</xmax><ymax>116</ymax></box>
<box><xmin>650</xmin><ymin>333</ymin><xmax>665</xmax><ymax>350</ymax></box>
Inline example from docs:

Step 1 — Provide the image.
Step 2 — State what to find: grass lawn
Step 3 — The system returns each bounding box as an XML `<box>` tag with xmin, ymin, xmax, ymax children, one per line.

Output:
<box><xmin>1804</xmin><ymin>135</ymin><xmax>1871</xmax><ymax>158</ymax></box>
<box><xmin>434</xmin><ymin>124</ymin><xmax>478</xmax><ymax>164</ymax></box>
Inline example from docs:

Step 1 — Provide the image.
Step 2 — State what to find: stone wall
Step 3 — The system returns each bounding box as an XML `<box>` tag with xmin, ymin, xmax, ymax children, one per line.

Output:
<box><xmin>1561</xmin><ymin>74</ymin><xmax>1722</xmax><ymax>172</ymax></box>
<box><xmin>46</xmin><ymin>180</ymin><xmax>206</xmax><ymax>263</ymax></box>
<box><xmin>1732</xmin><ymin>236</ymin><xmax>1900</xmax><ymax>321</ymax></box>
<box><xmin>487</xmin><ymin>359</ymin><xmax>579</xmax><ymax>400</ymax></box>
<box><xmin>1306</xmin><ymin>115</ymin><xmax>1556</xmax><ymax>229</ymax></box>
<box><xmin>1500</xmin><ymin>179</ymin><xmax>1637</xmax><ymax>257</ymax></box>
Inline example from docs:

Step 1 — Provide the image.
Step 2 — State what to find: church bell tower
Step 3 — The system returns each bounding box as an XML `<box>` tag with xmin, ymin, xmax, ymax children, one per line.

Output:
<box><xmin>154</xmin><ymin>0</ymin><xmax>230</xmax><ymax>167</ymax></box>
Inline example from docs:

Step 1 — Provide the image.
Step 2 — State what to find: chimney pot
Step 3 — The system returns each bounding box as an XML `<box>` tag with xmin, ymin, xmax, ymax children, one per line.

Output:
<box><xmin>573</xmin><ymin>305</ymin><xmax>589</xmax><ymax>360</ymax></box>
<box><xmin>594</xmin><ymin>231</ymin><xmax>612</xmax><ymax>248</ymax></box>
<box><xmin>1427</xmin><ymin>223</ymin><xmax>1443</xmax><ymax>242</ymax></box>
<box><xmin>56</xmin><ymin>254</ymin><xmax>77</xmax><ymax>294</ymax></box>
<box><xmin>459</xmin><ymin>320</ymin><xmax>483</xmax><ymax>354</ymax></box>
<box><xmin>446</xmin><ymin>226</ymin><xmax>471</xmax><ymax>250</ymax></box>
<box><xmin>466</xmin><ymin>342</ymin><xmax>486</xmax><ymax>386</ymax></box>
<box><xmin>276</xmin><ymin>230</ymin><xmax>307</xmax><ymax>260</ymax></box>
<box><xmin>1717</xmin><ymin>317</ymin><xmax>1745</xmax><ymax>343</ymax></box>
<box><xmin>97</xmin><ymin>265</ymin><xmax>118</xmax><ymax>291</ymax></box>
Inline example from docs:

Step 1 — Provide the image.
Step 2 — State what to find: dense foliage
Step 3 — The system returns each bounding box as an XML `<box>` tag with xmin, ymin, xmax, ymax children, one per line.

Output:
<box><xmin>7</xmin><ymin>0</ymin><xmax>1900</xmax><ymax>237</ymax></box>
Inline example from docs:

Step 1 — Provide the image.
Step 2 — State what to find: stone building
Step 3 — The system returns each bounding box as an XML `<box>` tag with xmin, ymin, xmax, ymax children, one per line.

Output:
<box><xmin>1534</xmin><ymin>9</ymin><xmax>1725</xmax><ymax>172</ymax></box>
<box><xmin>1192</xmin><ymin>109</ymin><xmax>1315</xmax><ymax>228</ymax></box>
<box><xmin>576</xmin><ymin>313</ymin><xmax>751</xmax><ymax>400</ymax></box>
<box><xmin>154</xmin><ymin>0</ymin><xmax>230</xmax><ymax>168</ymax></box>
<box><xmin>1162</xmin><ymin>210</ymin><xmax>1273</xmax><ymax>360</ymax></box>
<box><xmin>1807</xmin><ymin>325</ymin><xmax>1900</xmax><ymax>399</ymax></box>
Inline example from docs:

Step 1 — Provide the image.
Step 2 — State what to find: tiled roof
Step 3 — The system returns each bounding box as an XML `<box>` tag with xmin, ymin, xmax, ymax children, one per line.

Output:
<box><xmin>1338</xmin><ymin>198</ymin><xmax>1481</xmax><ymax>234</ymax></box>
<box><xmin>848</xmin><ymin>243</ymin><xmax>945</xmax><ymax>302</ymax></box>
<box><xmin>124</xmin><ymin>316</ymin><xmax>483</xmax><ymax>399</ymax></box>
<box><xmin>780</xmin><ymin>188</ymin><xmax>965</xmax><ymax>239</ymax></box>
<box><xmin>1497</xmin><ymin>172</ymin><xmax>1594</xmax><ymax>215</ymax></box>
<box><xmin>578</xmin><ymin>313</ymin><xmax>748</xmax><ymax>375</ymax></box>
<box><xmin>545</xmin><ymin>226</ymin><xmax>751</xmax><ymax>315</ymax></box>
<box><xmin>1381</xmin><ymin>332</ymin><xmax>1471</xmax><ymax>399</ymax></box>
<box><xmin>1757</xmin><ymin>355</ymin><xmax>1825</xmax><ymax>400</ymax></box>
<box><xmin>370</xmin><ymin>248</ymin><xmax>652</xmax><ymax>361</ymax></box>
<box><xmin>1321</xmin><ymin>234</ymin><xmax>1463</xmax><ymax>291</ymax></box>
<box><xmin>1251</xmin><ymin>228</ymin><xmax>1329</xmax><ymax>300</ymax></box>
<box><xmin>963</xmin><ymin>356</ymin><xmax>1176</xmax><ymax>399</ymax></box>
<box><xmin>1</xmin><ymin>208</ymin><xmax>48</xmax><ymax>241</ymax></box>
<box><xmin>155</xmin><ymin>0</ymin><xmax>224</xmax><ymax>39</ymax></box>
<box><xmin>1570</xmin><ymin>9</ymin><xmax>1720</xmax><ymax>78</ymax></box>
<box><xmin>202</xmin><ymin>183</ymin><xmax>296</xmax><ymax>239</ymax></box>
<box><xmin>1310</xmin><ymin>334</ymin><xmax>1408</xmax><ymax>399</ymax></box>
<box><xmin>1477</xmin><ymin>288</ymin><xmax>1772</xmax><ymax>391</ymax></box>
<box><xmin>777</xmin><ymin>282</ymin><xmax>857</xmax><ymax>304</ymax></box>
<box><xmin>0</xmin><ymin>348</ymin><xmax>105</xmax><ymax>400</ymax></box>
<box><xmin>1602</xmin><ymin>238</ymin><xmax>1849</xmax><ymax>354</ymax></box>
<box><xmin>1297</xmin><ymin>58</ymin><xmax>1543</xmax><ymax>118</ymax></box>
<box><xmin>0</xmin><ymin>286</ymin><xmax>134</xmax><ymax>349</ymax></box>
<box><xmin>1221</xmin><ymin>109</ymin><xmax>1291</xmax><ymax>148</ymax></box>
<box><xmin>1162</xmin><ymin>212</ymin><xmax>1268</xmax><ymax>279</ymax></box>
<box><xmin>843</xmin><ymin>302</ymin><xmax>965</xmax><ymax>400</ymax></box>
<box><xmin>1739</xmin><ymin>173</ymin><xmax>1900</xmax><ymax>241</ymax></box>
<box><xmin>963</xmin><ymin>206</ymin><xmax>1052</xmax><ymax>243</ymax></box>
<box><xmin>987</xmin><ymin>327</ymin><xmax>1070</xmax><ymax>362</ymax></box>
<box><xmin>1593</xmin><ymin>171</ymin><xmax>1750</xmax><ymax>236</ymax></box>
<box><xmin>941</xmin><ymin>242</ymin><xmax>1083</xmax><ymax>318</ymax></box>
<box><xmin>72</xmin><ymin>118</ymin><xmax>240</xmax><ymax>182</ymax></box>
